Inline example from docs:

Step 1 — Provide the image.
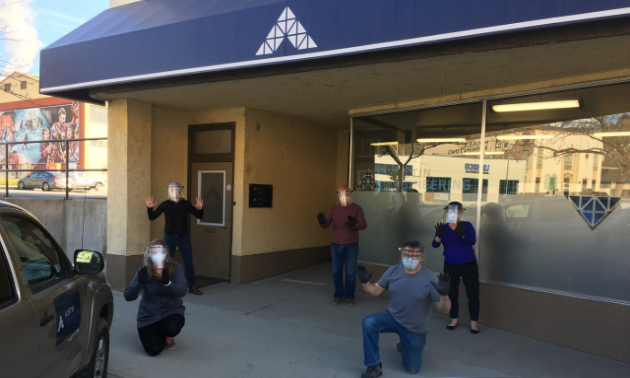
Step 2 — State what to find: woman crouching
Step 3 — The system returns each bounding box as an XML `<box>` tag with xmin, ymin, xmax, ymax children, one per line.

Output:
<box><xmin>124</xmin><ymin>239</ymin><xmax>187</xmax><ymax>356</ymax></box>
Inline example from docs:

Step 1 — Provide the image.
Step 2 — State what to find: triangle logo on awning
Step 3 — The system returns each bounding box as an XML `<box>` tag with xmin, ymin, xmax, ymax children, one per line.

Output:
<box><xmin>566</xmin><ymin>195</ymin><xmax>621</xmax><ymax>229</ymax></box>
<box><xmin>256</xmin><ymin>7</ymin><xmax>317</xmax><ymax>56</ymax></box>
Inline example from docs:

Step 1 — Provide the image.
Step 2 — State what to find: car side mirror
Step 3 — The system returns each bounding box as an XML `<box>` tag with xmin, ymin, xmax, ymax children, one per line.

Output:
<box><xmin>74</xmin><ymin>250</ymin><xmax>104</xmax><ymax>274</ymax></box>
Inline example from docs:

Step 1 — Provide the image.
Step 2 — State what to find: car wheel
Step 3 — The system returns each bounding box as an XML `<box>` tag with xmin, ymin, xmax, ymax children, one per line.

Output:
<box><xmin>77</xmin><ymin>318</ymin><xmax>109</xmax><ymax>378</ymax></box>
<box><xmin>95</xmin><ymin>183</ymin><xmax>103</xmax><ymax>191</ymax></box>
<box><xmin>42</xmin><ymin>182</ymin><xmax>50</xmax><ymax>191</ymax></box>
<box><xmin>18</xmin><ymin>181</ymin><xmax>25</xmax><ymax>190</ymax></box>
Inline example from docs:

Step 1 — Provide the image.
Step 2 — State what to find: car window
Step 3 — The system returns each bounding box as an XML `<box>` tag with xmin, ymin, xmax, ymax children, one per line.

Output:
<box><xmin>50</xmin><ymin>172</ymin><xmax>64</xmax><ymax>178</ymax></box>
<box><xmin>505</xmin><ymin>204</ymin><xmax>530</xmax><ymax>219</ymax></box>
<box><xmin>0</xmin><ymin>247</ymin><xmax>16</xmax><ymax>308</ymax></box>
<box><xmin>1</xmin><ymin>216</ymin><xmax>66</xmax><ymax>292</ymax></box>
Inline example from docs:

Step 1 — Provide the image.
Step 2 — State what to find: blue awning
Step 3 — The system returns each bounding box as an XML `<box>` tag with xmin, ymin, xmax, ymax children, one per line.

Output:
<box><xmin>40</xmin><ymin>0</ymin><xmax>630</xmax><ymax>98</ymax></box>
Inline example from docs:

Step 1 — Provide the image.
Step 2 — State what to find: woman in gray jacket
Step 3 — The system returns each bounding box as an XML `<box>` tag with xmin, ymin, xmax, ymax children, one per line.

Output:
<box><xmin>124</xmin><ymin>239</ymin><xmax>187</xmax><ymax>356</ymax></box>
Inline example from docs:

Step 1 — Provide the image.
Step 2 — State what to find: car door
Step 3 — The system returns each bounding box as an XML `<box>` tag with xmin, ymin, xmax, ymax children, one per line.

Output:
<box><xmin>0</xmin><ymin>211</ymin><xmax>87</xmax><ymax>378</ymax></box>
<box><xmin>31</xmin><ymin>172</ymin><xmax>44</xmax><ymax>188</ymax></box>
<box><xmin>0</xmin><ymin>231</ymin><xmax>40</xmax><ymax>378</ymax></box>
<box><xmin>24</xmin><ymin>172</ymin><xmax>37</xmax><ymax>188</ymax></box>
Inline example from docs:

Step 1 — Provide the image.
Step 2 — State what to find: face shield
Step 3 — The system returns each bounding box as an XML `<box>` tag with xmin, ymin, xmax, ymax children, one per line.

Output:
<box><xmin>168</xmin><ymin>183</ymin><xmax>183</xmax><ymax>202</ymax></box>
<box><xmin>338</xmin><ymin>190</ymin><xmax>351</xmax><ymax>205</ymax></box>
<box><xmin>445</xmin><ymin>203</ymin><xmax>463</xmax><ymax>223</ymax></box>
<box><xmin>144</xmin><ymin>245</ymin><xmax>169</xmax><ymax>269</ymax></box>
<box><xmin>399</xmin><ymin>246</ymin><xmax>424</xmax><ymax>270</ymax></box>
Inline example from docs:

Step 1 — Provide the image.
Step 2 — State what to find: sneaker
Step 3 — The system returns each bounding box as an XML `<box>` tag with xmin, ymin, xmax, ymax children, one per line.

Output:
<box><xmin>361</xmin><ymin>362</ymin><xmax>382</xmax><ymax>378</ymax></box>
<box><xmin>189</xmin><ymin>284</ymin><xmax>203</xmax><ymax>295</ymax></box>
<box><xmin>165</xmin><ymin>337</ymin><xmax>175</xmax><ymax>350</ymax></box>
<box><xmin>332</xmin><ymin>298</ymin><xmax>343</xmax><ymax>306</ymax></box>
<box><xmin>347</xmin><ymin>299</ymin><xmax>356</xmax><ymax>307</ymax></box>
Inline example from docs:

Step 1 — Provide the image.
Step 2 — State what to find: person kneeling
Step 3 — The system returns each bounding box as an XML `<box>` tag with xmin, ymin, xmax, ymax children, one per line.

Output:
<box><xmin>357</xmin><ymin>241</ymin><xmax>451</xmax><ymax>377</ymax></box>
<box><xmin>124</xmin><ymin>239</ymin><xmax>187</xmax><ymax>356</ymax></box>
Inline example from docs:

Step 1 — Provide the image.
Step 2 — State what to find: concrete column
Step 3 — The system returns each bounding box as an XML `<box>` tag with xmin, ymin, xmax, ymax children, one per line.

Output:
<box><xmin>106</xmin><ymin>99</ymin><xmax>152</xmax><ymax>291</ymax></box>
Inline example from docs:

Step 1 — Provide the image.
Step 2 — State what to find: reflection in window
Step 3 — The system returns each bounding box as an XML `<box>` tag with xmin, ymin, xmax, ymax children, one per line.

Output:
<box><xmin>2</xmin><ymin>216</ymin><xmax>64</xmax><ymax>291</ymax></box>
<box><xmin>499</xmin><ymin>180</ymin><xmax>519</xmax><ymax>194</ymax></box>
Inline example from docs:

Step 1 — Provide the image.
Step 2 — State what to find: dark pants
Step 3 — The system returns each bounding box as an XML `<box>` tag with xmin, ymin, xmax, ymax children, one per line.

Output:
<box><xmin>164</xmin><ymin>232</ymin><xmax>195</xmax><ymax>286</ymax></box>
<box><xmin>443</xmin><ymin>260</ymin><xmax>480</xmax><ymax>321</ymax></box>
<box><xmin>362</xmin><ymin>311</ymin><xmax>427</xmax><ymax>374</ymax></box>
<box><xmin>331</xmin><ymin>242</ymin><xmax>358</xmax><ymax>300</ymax></box>
<box><xmin>138</xmin><ymin>314</ymin><xmax>185</xmax><ymax>356</ymax></box>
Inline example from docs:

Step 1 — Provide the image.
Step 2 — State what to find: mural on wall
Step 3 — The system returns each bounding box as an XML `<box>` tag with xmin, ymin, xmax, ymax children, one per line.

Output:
<box><xmin>0</xmin><ymin>101</ymin><xmax>80</xmax><ymax>169</ymax></box>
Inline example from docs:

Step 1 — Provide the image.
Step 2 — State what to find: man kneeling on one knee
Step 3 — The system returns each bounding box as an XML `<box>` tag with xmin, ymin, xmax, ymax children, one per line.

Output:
<box><xmin>357</xmin><ymin>241</ymin><xmax>451</xmax><ymax>377</ymax></box>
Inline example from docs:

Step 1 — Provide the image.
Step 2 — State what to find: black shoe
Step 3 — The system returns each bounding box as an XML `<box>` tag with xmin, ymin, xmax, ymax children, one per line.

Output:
<box><xmin>361</xmin><ymin>362</ymin><xmax>382</xmax><ymax>378</ymax></box>
<box><xmin>397</xmin><ymin>343</ymin><xmax>402</xmax><ymax>353</ymax></box>
<box><xmin>470</xmin><ymin>328</ymin><xmax>480</xmax><ymax>334</ymax></box>
<box><xmin>446</xmin><ymin>322</ymin><xmax>459</xmax><ymax>331</ymax></box>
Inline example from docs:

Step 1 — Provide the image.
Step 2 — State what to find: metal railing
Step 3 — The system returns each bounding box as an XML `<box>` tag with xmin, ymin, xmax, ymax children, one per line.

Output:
<box><xmin>1</xmin><ymin>137</ymin><xmax>107</xmax><ymax>200</ymax></box>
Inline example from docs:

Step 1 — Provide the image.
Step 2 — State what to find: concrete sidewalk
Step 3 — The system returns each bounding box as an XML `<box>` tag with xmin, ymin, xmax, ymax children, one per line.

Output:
<box><xmin>108</xmin><ymin>262</ymin><xmax>630</xmax><ymax>378</ymax></box>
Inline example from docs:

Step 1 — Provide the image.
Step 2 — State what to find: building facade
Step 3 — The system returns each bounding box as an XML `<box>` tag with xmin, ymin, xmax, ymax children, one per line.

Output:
<box><xmin>40</xmin><ymin>0</ymin><xmax>630</xmax><ymax>364</ymax></box>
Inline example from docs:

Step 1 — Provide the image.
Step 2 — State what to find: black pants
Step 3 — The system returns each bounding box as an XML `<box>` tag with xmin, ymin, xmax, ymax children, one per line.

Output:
<box><xmin>443</xmin><ymin>260</ymin><xmax>480</xmax><ymax>321</ymax></box>
<box><xmin>138</xmin><ymin>314</ymin><xmax>185</xmax><ymax>356</ymax></box>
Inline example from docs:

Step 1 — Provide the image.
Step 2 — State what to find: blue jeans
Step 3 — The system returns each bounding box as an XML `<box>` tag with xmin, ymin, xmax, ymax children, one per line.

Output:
<box><xmin>362</xmin><ymin>311</ymin><xmax>427</xmax><ymax>374</ymax></box>
<box><xmin>163</xmin><ymin>232</ymin><xmax>195</xmax><ymax>287</ymax></box>
<box><xmin>331</xmin><ymin>242</ymin><xmax>358</xmax><ymax>300</ymax></box>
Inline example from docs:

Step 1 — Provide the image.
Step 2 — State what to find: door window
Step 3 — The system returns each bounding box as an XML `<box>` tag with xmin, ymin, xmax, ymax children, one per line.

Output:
<box><xmin>198</xmin><ymin>171</ymin><xmax>226</xmax><ymax>226</ymax></box>
<box><xmin>0</xmin><ymin>247</ymin><xmax>16</xmax><ymax>308</ymax></box>
<box><xmin>1</xmin><ymin>216</ymin><xmax>66</xmax><ymax>292</ymax></box>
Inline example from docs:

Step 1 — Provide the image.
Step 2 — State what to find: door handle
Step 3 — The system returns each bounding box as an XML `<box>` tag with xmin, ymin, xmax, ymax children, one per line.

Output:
<box><xmin>40</xmin><ymin>312</ymin><xmax>54</xmax><ymax>327</ymax></box>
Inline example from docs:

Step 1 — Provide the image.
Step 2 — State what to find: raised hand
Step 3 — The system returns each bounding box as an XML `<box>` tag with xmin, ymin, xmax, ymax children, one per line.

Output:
<box><xmin>194</xmin><ymin>197</ymin><xmax>204</xmax><ymax>210</ymax></box>
<box><xmin>138</xmin><ymin>266</ymin><xmax>149</xmax><ymax>285</ymax></box>
<box><xmin>346</xmin><ymin>216</ymin><xmax>357</xmax><ymax>228</ymax></box>
<box><xmin>435</xmin><ymin>222</ymin><xmax>449</xmax><ymax>238</ymax></box>
<box><xmin>356</xmin><ymin>265</ymin><xmax>373</xmax><ymax>284</ymax></box>
<box><xmin>454</xmin><ymin>222</ymin><xmax>465</xmax><ymax>238</ymax></box>
<box><xmin>145</xmin><ymin>196</ymin><xmax>156</xmax><ymax>208</ymax></box>
<box><xmin>431</xmin><ymin>272</ymin><xmax>451</xmax><ymax>296</ymax></box>
<box><xmin>317</xmin><ymin>212</ymin><xmax>327</xmax><ymax>224</ymax></box>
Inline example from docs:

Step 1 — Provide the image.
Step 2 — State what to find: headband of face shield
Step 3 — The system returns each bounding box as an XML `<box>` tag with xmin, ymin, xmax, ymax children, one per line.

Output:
<box><xmin>144</xmin><ymin>245</ymin><xmax>170</xmax><ymax>269</ymax></box>
<box><xmin>168</xmin><ymin>182</ymin><xmax>183</xmax><ymax>202</ymax></box>
<box><xmin>444</xmin><ymin>203</ymin><xmax>464</xmax><ymax>223</ymax></box>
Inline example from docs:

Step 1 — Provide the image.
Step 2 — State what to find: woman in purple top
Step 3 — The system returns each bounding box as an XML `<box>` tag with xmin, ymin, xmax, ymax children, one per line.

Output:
<box><xmin>432</xmin><ymin>201</ymin><xmax>480</xmax><ymax>334</ymax></box>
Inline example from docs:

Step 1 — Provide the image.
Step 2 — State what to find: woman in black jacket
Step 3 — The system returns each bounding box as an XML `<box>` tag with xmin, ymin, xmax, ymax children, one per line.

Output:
<box><xmin>124</xmin><ymin>239</ymin><xmax>187</xmax><ymax>356</ymax></box>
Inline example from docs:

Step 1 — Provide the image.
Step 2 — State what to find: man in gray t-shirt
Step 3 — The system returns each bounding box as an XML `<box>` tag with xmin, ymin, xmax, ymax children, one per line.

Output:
<box><xmin>356</xmin><ymin>241</ymin><xmax>451</xmax><ymax>378</ymax></box>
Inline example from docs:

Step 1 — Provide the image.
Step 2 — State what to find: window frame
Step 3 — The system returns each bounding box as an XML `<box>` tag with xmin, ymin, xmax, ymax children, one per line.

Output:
<box><xmin>0</xmin><ymin>213</ymin><xmax>71</xmax><ymax>294</ymax></box>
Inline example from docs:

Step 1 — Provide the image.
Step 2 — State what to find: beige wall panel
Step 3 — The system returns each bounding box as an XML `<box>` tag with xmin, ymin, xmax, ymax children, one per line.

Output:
<box><xmin>336</xmin><ymin>130</ymin><xmax>350</xmax><ymax>188</ymax></box>
<box><xmin>241</xmin><ymin>109</ymin><xmax>337</xmax><ymax>256</ymax></box>
<box><xmin>107</xmin><ymin>99</ymin><xmax>152</xmax><ymax>256</ymax></box>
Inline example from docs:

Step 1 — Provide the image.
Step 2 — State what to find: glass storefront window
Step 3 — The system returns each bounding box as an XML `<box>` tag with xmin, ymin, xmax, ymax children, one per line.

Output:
<box><xmin>352</xmin><ymin>82</ymin><xmax>630</xmax><ymax>302</ymax></box>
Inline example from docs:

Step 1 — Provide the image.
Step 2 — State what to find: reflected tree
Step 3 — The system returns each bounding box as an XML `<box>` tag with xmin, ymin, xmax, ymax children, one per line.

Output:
<box><xmin>534</xmin><ymin>114</ymin><xmax>630</xmax><ymax>197</ymax></box>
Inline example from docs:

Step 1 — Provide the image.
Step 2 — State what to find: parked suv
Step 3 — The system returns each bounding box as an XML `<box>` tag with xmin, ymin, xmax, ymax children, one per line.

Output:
<box><xmin>17</xmin><ymin>171</ymin><xmax>77</xmax><ymax>191</ymax></box>
<box><xmin>0</xmin><ymin>201</ymin><xmax>113</xmax><ymax>378</ymax></box>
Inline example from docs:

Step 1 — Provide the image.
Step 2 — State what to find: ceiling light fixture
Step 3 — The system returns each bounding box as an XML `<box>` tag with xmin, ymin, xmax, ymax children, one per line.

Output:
<box><xmin>592</xmin><ymin>131</ymin><xmax>630</xmax><ymax>137</ymax></box>
<box><xmin>416</xmin><ymin>138</ymin><xmax>466</xmax><ymax>143</ymax></box>
<box><xmin>462</xmin><ymin>151</ymin><xmax>505</xmax><ymax>155</ymax></box>
<box><xmin>492</xmin><ymin>99</ymin><xmax>581</xmax><ymax>113</ymax></box>
<box><xmin>370</xmin><ymin>141</ymin><xmax>398</xmax><ymax>146</ymax></box>
<box><xmin>496</xmin><ymin>135</ymin><xmax>554</xmax><ymax>141</ymax></box>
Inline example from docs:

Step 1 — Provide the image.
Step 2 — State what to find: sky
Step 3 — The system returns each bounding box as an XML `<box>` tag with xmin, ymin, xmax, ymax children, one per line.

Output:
<box><xmin>1</xmin><ymin>0</ymin><xmax>109</xmax><ymax>77</ymax></box>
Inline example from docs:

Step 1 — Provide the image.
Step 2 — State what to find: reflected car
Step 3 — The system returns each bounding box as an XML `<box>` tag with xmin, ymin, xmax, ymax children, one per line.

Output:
<box><xmin>70</xmin><ymin>172</ymin><xmax>106</xmax><ymax>191</ymax></box>
<box><xmin>17</xmin><ymin>171</ymin><xmax>76</xmax><ymax>191</ymax></box>
<box><xmin>0</xmin><ymin>201</ymin><xmax>113</xmax><ymax>378</ymax></box>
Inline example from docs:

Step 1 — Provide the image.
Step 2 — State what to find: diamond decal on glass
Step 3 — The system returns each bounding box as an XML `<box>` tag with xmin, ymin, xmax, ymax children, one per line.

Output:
<box><xmin>566</xmin><ymin>195</ymin><xmax>622</xmax><ymax>229</ymax></box>
<box><xmin>357</xmin><ymin>170</ymin><xmax>378</xmax><ymax>190</ymax></box>
<box><xmin>256</xmin><ymin>7</ymin><xmax>318</xmax><ymax>56</ymax></box>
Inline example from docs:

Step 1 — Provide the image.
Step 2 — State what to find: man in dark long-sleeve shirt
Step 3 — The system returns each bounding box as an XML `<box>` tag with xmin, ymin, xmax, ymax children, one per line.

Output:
<box><xmin>146</xmin><ymin>182</ymin><xmax>205</xmax><ymax>295</ymax></box>
<box><xmin>317</xmin><ymin>186</ymin><xmax>367</xmax><ymax>307</ymax></box>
